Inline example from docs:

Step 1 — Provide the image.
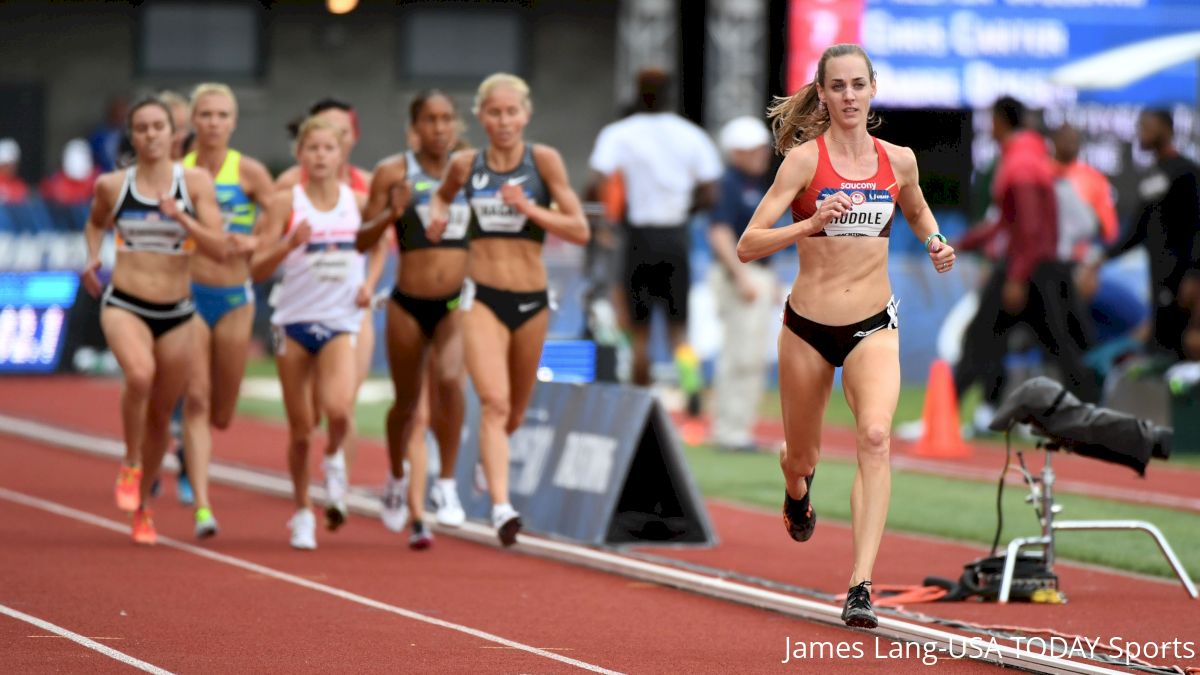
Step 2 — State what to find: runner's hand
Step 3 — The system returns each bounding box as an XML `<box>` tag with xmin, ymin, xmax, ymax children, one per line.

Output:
<box><xmin>928</xmin><ymin>238</ymin><xmax>956</xmax><ymax>274</ymax></box>
<box><xmin>289</xmin><ymin>220</ymin><xmax>312</xmax><ymax>250</ymax></box>
<box><xmin>807</xmin><ymin>190</ymin><xmax>852</xmax><ymax>234</ymax></box>
<box><xmin>355</xmin><ymin>285</ymin><xmax>372</xmax><ymax>308</ymax></box>
<box><xmin>80</xmin><ymin>258</ymin><xmax>103</xmax><ymax>298</ymax></box>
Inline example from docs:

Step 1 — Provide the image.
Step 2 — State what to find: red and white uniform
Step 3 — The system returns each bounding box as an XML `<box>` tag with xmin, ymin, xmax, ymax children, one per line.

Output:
<box><xmin>792</xmin><ymin>135</ymin><xmax>899</xmax><ymax>239</ymax></box>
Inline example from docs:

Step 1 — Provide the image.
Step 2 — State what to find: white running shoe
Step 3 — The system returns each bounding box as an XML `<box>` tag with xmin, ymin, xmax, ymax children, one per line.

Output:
<box><xmin>288</xmin><ymin>509</ymin><xmax>317</xmax><ymax>550</ymax></box>
<box><xmin>430</xmin><ymin>478</ymin><xmax>466</xmax><ymax>528</ymax></box>
<box><xmin>491</xmin><ymin>503</ymin><xmax>522</xmax><ymax>547</ymax></box>
<box><xmin>322</xmin><ymin>450</ymin><xmax>349</xmax><ymax>531</ymax></box>
<box><xmin>381</xmin><ymin>474</ymin><xmax>409</xmax><ymax>533</ymax></box>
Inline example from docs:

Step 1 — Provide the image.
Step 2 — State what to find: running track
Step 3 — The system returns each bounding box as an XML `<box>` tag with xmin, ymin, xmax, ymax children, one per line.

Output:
<box><xmin>0</xmin><ymin>434</ymin><xmax>1000</xmax><ymax>674</ymax></box>
<box><xmin>2</xmin><ymin>377</ymin><xmax>1195</xmax><ymax>672</ymax></box>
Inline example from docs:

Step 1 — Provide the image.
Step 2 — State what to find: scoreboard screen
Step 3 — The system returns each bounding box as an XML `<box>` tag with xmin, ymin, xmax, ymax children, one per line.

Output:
<box><xmin>0</xmin><ymin>272</ymin><xmax>78</xmax><ymax>373</ymax></box>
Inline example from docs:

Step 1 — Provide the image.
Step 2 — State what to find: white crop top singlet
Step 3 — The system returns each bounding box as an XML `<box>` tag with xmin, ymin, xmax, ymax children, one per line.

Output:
<box><xmin>270</xmin><ymin>184</ymin><xmax>365</xmax><ymax>333</ymax></box>
<box><xmin>112</xmin><ymin>164</ymin><xmax>196</xmax><ymax>255</ymax></box>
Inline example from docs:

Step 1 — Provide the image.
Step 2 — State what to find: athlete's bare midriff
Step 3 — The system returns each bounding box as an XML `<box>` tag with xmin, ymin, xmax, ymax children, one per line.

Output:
<box><xmin>789</xmin><ymin>237</ymin><xmax>891</xmax><ymax>325</ymax></box>
<box><xmin>111</xmin><ymin>251</ymin><xmax>193</xmax><ymax>302</ymax></box>
<box><xmin>467</xmin><ymin>238</ymin><xmax>546</xmax><ymax>292</ymax></box>
<box><xmin>397</xmin><ymin>247</ymin><xmax>469</xmax><ymax>298</ymax></box>
<box><xmin>191</xmin><ymin>247</ymin><xmax>249</xmax><ymax>287</ymax></box>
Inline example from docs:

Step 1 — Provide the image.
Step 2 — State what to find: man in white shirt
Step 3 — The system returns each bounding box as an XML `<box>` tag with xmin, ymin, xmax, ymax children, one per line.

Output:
<box><xmin>588</xmin><ymin>69</ymin><xmax>723</xmax><ymax>387</ymax></box>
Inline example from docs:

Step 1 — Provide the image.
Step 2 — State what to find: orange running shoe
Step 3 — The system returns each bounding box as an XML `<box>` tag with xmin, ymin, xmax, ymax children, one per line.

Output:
<box><xmin>132</xmin><ymin>508</ymin><xmax>157</xmax><ymax>545</ymax></box>
<box><xmin>115</xmin><ymin>465</ymin><xmax>142</xmax><ymax>513</ymax></box>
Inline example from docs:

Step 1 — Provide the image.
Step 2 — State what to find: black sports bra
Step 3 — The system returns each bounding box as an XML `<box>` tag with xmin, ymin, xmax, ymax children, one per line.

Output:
<box><xmin>464</xmin><ymin>145</ymin><xmax>550</xmax><ymax>244</ymax></box>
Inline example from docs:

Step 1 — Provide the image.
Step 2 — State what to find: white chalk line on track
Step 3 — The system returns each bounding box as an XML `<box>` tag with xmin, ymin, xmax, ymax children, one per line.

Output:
<box><xmin>0</xmin><ymin>602</ymin><xmax>174</xmax><ymax>675</ymax></box>
<box><xmin>0</xmin><ymin>413</ymin><xmax>1132</xmax><ymax>675</ymax></box>
<box><xmin>0</xmin><ymin>487</ymin><xmax>623</xmax><ymax>675</ymax></box>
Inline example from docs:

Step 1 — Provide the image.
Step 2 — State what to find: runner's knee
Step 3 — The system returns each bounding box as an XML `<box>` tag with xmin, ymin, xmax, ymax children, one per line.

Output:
<box><xmin>857</xmin><ymin>422</ymin><xmax>891</xmax><ymax>457</ymax></box>
<box><xmin>123</xmin><ymin>363</ymin><xmax>155</xmax><ymax>399</ymax></box>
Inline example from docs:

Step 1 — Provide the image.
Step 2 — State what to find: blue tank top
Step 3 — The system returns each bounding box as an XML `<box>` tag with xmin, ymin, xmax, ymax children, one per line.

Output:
<box><xmin>464</xmin><ymin>145</ymin><xmax>550</xmax><ymax>244</ymax></box>
<box><xmin>395</xmin><ymin>151</ymin><xmax>470</xmax><ymax>251</ymax></box>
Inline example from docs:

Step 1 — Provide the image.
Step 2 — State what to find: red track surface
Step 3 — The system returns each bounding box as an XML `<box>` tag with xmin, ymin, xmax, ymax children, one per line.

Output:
<box><xmin>0</xmin><ymin>380</ymin><xmax>1005</xmax><ymax>674</ymax></box>
<box><xmin>2</xmin><ymin>376</ymin><xmax>1196</xmax><ymax>673</ymax></box>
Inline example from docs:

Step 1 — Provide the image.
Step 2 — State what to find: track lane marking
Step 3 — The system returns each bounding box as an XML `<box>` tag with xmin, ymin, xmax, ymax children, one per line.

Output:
<box><xmin>0</xmin><ymin>487</ymin><xmax>623</xmax><ymax>675</ymax></box>
<box><xmin>0</xmin><ymin>603</ymin><xmax>173</xmax><ymax>674</ymax></box>
<box><xmin>0</xmin><ymin>413</ymin><xmax>1135</xmax><ymax>675</ymax></box>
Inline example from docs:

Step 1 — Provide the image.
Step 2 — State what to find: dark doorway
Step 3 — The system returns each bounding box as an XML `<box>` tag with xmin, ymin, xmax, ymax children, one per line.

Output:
<box><xmin>0</xmin><ymin>83</ymin><xmax>46</xmax><ymax>185</ymax></box>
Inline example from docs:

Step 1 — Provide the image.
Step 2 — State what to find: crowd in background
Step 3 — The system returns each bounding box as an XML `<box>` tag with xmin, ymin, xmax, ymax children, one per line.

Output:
<box><xmin>951</xmin><ymin>99</ymin><xmax>1200</xmax><ymax>434</ymax></box>
<box><xmin>3</xmin><ymin>81</ymin><xmax>1199</xmax><ymax>447</ymax></box>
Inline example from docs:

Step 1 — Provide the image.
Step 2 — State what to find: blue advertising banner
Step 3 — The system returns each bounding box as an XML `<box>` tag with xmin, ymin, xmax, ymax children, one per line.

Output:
<box><xmin>860</xmin><ymin>0</ymin><xmax>1200</xmax><ymax>108</ymax></box>
<box><xmin>0</xmin><ymin>271</ymin><xmax>78</xmax><ymax>373</ymax></box>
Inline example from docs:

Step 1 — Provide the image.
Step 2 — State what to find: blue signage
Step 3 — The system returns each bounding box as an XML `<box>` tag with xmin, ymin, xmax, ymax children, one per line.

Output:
<box><xmin>0</xmin><ymin>272</ymin><xmax>78</xmax><ymax>373</ymax></box>
<box><xmin>538</xmin><ymin>339</ymin><xmax>597</xmax><ymax>383</ymax></box>
<box><xmin>863</xmin><ymin>0</ymin><xmax>1200</xmax><ymax>108</ymax></box>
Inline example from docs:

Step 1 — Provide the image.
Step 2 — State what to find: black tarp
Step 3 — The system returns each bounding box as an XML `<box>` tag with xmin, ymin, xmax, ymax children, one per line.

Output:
<box><xmin>989</xmin><ymin>376</ymin><xmax>1172</xmax><ymax>476</ymax></box>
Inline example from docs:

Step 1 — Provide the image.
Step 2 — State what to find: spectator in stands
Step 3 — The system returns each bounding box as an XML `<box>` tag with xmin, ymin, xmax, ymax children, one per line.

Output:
<box><xmin>955</xmin><ymin>96</ymin><xmax>1098</xmax><ymax>410</ymax></box>
<box><xmin>1082</xmin><ymin>108</ymin><xmax>1200</xmax><ymax>363</ymax></box>
<box><xmin>0</xmin><ymin>138</ymin><xmax>30</xmax><ymax>204</ymax></box>
<box><xmin>707</xmin><ymin>116</ymin><xmax>779</xmax><ymax>452</ymax></box>
<box><xmin>587</xmin><ymin>68</ymin><xmax>723</xmax><ymax>393</ymax></box>
<box><xmin>88</xmin><ymin>95</ymin><xmax>129</xmax><ymax>172</ymax></box>
<box><xmin>40</xmin><ymin>138</ymin><xmax>98</xmax><ymax>207</ymax></box>
<box><xmin>1050</xmin><ymin>124</ymin><xmax>1146</xmax><ymax>380</ymax></box>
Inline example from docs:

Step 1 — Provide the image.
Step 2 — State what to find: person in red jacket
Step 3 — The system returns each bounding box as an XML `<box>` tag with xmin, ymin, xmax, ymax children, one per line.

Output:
<box><xmin>954</xmin><ymin>96</ymin><xmax>1097</xmax><ymax>411</ymax></box>
<box><xmin>0</xmin><ymin>138</ymin><xmax>30</xmax><ymax>204</ymax></box>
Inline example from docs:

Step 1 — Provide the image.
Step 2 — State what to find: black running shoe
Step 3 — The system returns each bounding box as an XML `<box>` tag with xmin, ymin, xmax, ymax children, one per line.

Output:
<box><xmin>498</xmin><ymin>516</ymin><xmax>521</xmax><ymax>547</ymax></box>
<box><xmin>841</xmin><ymin>581</ymin><xmax>877</xmax><ymax>628</ymax></box>
<box><xmin>324</xmin><ymin>503</ymin><xmax>348</xmax><ymax>531</ymax></box>
<box><xmin>409</xmin><ymin>520</ymin><xmax>433</xmax><ymax>551</ymax></box>
<box><xmin>782</xmin><ymin>470</ymin><xmax>816</xmax><ymax>542</ymax></box>
<box><xmin>492</xmin><ymin>505</ymin><xmax>522</xmax><ymax>547</ymax></box>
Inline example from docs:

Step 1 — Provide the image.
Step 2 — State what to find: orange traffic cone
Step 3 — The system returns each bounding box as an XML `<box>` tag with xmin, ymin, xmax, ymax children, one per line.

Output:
<box><xmin>913</xmin><ymin>359</ymin><xmax>972</xmax><ymax>459</ymax></box>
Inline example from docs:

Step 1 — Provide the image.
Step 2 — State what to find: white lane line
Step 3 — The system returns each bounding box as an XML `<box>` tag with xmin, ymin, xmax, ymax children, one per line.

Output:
<box><xmin>0</xmin><ymin>487</ymin><xmax>623</xmax><ymax>675</ymax></box>
<box><xmin>0</xmin><ymin>413</ymin><xmax>1132</xmax><ymax>675</ymax></box>
<box><xmin>0</xmin><ymin>603</ymin><xmax>173</xmax><ymax>675</ymax></box>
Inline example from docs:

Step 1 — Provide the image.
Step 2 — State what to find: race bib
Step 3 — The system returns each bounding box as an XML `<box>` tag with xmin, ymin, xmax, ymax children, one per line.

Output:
<box><xmin>309</xmin><ymin>248</ymin><xmax>357</xmax><ymax>284</ymax></box>
<box><xmin>416</xmin><ymin>202</ymin><xmax>471</xmax><ymax>241</ymax></box>
<box><xmin>816</xmin><ymin>189</ymin><xmax>895</xmax><ymax>237</ymax></box>
<box><xmin>470</xmin><ymin>194</ymin><xmax>528</xmax><ymax>233</ymax></box>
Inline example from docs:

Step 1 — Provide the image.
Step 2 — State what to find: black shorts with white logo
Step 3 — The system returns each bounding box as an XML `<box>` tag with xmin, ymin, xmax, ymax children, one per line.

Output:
<box><xmin>473</xmin><ymin>282</ymin><xmax>548</xmax><ymax>333</ymax></box>
<box><xmin>783</xmin><ymin>296</ymin><xmax>899</xmax><ymax>367</ymax></box>
<box><xmin>102</xmin><ymin>286</ymin><xmax>195</xmax><ymax>339</ymax></box>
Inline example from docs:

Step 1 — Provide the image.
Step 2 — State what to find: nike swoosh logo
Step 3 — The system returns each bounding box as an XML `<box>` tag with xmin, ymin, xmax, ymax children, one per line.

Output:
<box><xmin>508</xmin><ymin>175</ymin><xmax>529</xmax><ymax>186</ymax></box>
<box><xmin>517</xmin><ymin>301</ymin><xmax>541</xmax><ymax>313</ymax></box>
